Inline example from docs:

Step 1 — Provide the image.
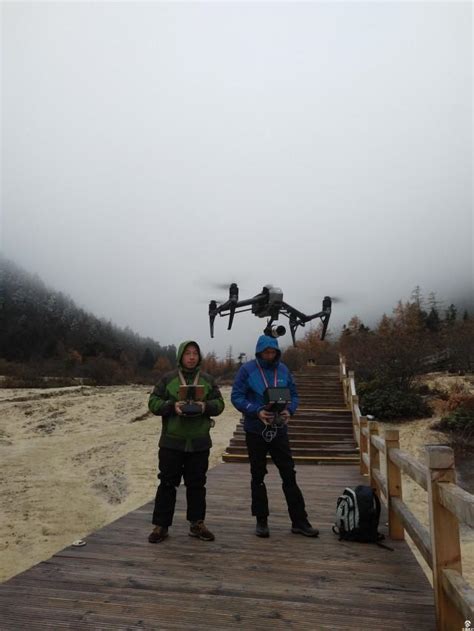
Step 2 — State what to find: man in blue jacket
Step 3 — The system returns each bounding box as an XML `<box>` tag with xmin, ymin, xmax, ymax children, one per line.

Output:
<box><xmin>231</xmin><ymin>335</ymin><xmax>319</xmax><ymax>538</ymax></box>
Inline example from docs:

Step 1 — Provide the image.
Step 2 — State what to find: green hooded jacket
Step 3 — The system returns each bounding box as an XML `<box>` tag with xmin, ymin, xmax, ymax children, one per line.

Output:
<box><xmin>148</xmin><ymin>340</ymin><xmax>225</xmax><ymax>452</ymax></box>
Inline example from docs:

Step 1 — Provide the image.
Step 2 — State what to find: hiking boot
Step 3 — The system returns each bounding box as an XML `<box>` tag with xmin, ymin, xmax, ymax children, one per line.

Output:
<box><xmin>255</xmin><ymin>517</ymin><xmax>270</xmax><ymax>538</ymax></box>
<box><xmin>189</xmin><ymin>521</ymin><xmax>215</xmax><ymax>541</ymax></box>
<box><xmin>148</xmin><ymin>526</ymin><xmax>168</xmax><ymax>543</ymax></box>
<box><xmin>291</xmin><ymin>520</ymin><xmax>319</xmax><ymax>537</ymax></box>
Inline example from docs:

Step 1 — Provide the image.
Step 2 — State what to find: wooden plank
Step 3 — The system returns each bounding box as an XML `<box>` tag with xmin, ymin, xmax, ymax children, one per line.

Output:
<box><xmin>391</xmin><ymin>497</ymin><xmax>432</xmax><ymax>568</ymax></box>
<box><xmin>442</xmin><ymin>568</ymin><xmax>474</xmax><ymax>622</ymax></box>
<box><xmin>389</xmin><ymin>448</ymin><xmax>428</xmax><ymax>491</ymax></box>
<box><xmin>372</xmin><ymin>467</ymin><xmax>387</xmax><ymax>500</ymax></box>
<box><xmin>371</xmin><ymin>433</ymin><xmax>386</xmax><ymax>454</ymax></box>
<box><xmin>385</xmin><ymin>430</ymin><xmax>404</xmax><ymax>541</ymax></box>
<box><xmin>438</xmin><ymin>482</ymin><xmax>474</xmax><ymax>528</ymax></box>
<box><xmin>0</xmin><ymin>464</ymin><xmax>436</xmax><ymax>630</ymax></box>
<box><xmin>362</xmin><ymin>452</ymin><xmax>370</xmax><ymax>470</ymax></box>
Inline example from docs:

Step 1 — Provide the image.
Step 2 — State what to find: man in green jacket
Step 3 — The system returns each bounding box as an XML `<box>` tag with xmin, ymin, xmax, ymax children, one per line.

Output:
<box><xmin>148</xmin><ymin>340</ymin><xmax>225</xmax><ymax>543</ymax></box>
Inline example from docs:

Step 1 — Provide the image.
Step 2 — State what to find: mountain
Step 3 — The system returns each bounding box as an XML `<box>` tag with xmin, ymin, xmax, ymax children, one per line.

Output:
<box><xmin>0</xmin><ymin>256</ymin><xmax>175</xmax><ymax>383</ymax></box>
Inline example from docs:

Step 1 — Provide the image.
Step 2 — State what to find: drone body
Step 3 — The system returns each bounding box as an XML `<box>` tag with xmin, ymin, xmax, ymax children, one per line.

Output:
<box><xmin>208</xmin><ymin>284</ymin><xmax>332</xmax><ymax>345</ymax></box>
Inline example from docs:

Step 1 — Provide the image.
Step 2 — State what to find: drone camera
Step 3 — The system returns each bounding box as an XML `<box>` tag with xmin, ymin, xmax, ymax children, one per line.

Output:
<box><xmin>265</xmin><ymin>324</ymin><xmax>286</xmax><ymax>338</ymax></box>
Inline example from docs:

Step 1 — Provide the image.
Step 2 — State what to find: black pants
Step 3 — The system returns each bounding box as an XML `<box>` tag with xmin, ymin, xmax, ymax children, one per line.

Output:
<box><xmin>245</xmin><ymin>431</ymin><xmax>308</xmax><ymax>525</ymax></box>
<box><xmin>152</xmin><ymin>447</ymin><xmax>209</xmax><ymax>527</ymax></box>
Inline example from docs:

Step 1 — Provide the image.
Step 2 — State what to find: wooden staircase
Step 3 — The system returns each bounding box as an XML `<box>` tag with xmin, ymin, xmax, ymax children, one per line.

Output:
<box><xmin>222</xmin><ymin>364</ymin><xmax>359</xmax><ymax>465</ymax></box>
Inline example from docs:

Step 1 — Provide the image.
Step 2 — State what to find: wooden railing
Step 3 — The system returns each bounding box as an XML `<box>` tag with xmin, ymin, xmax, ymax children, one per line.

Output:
<box><xmin>339</xmin><ymin>355</ymin><xmax>474</xmax><ymax>630</ymax></box>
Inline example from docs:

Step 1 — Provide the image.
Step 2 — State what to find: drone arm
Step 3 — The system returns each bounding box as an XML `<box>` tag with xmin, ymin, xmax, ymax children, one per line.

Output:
<box><xmin>219</xmin><ymin>295</ymin><xmax>266</xmax><ymax>314</ymax></box>
<box><xmin>280</xmin><ymin>301</ymin><xmax>307</xmax><ymax>321</ymax></box>
<box><xmin>300</xmin><ymin>309</ymin><xmax>331</xmax><ymax>340</ymax></box>
<box><xmin>281</xmin><ymin>301</ymin><xmax>332</xmax><ymax>342</ymax></box>
<box><xmin>236</xmin><ymin>294</ymin><xmax>266</xmax><ymax>308</ymax></box>
<box><xmin>209</xmin><ymin>292</ymin><xmax>266</xmax><ymax>335</ymax></box>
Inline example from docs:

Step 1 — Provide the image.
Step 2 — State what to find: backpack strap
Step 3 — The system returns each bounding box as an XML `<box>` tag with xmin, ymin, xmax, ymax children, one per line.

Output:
<box><xmin>372</xmin><ymin>491</ymin><xmax>393</xmax><ymax>549</ymax></box>
<box><xmin>373</xmin><ymin>489</ymin><xmax>381</xmax><ymax>522</ymax></box>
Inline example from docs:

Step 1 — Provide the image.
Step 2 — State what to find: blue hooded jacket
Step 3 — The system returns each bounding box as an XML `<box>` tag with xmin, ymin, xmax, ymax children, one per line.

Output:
<box><xmin>231</xmin><ymin>335</ymin><xmax>299</xmax><ymax>435</ymax></box>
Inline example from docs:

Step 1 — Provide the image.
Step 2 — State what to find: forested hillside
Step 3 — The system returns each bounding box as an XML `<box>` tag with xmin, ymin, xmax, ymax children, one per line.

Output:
<box><xmin>0</xmin><ymin>256</ymin><xmax>176</xmax><ymax>384</ymax></box>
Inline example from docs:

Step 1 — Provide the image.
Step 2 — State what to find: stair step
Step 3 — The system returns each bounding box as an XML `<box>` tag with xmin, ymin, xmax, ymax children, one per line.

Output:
<box><xmin>233</xmin><ymin>434</ymin><xmax>355</xmax><ymax>443</ymax></box>
<box><xmin>299</xmin><ymin>402</ymin><xmax>346</xmax><ymax>407</ymax></box>
<box><xmin>297</xmin><ymin>386</ymin><xmax>343</xmax><ymax>390</ymax></box>
<box><xmin>225</xmin><ymin>445</ymin><xmax>359</xmax><ymax>456</ymax></box>
<box><xmin>296</xmin><ymin>409</ymin><xmax>349</xmax><ymax>412</ymax></box>
<box><xmin>294</xmin><ymin>409</ymin><xmax>351</xmax><ymax>414</ymax></box>
<box><xmin>233</xmin><ymin>421</ymin><xmax>353</xmax><ymax>427</ymax></box>
<box><xmin>293</xmin><ymin>412</ymin><xmax>351</xmax><ymax>418</ymax></box>
<box><xmin>222</xmin><ymin>453</ymin><xmax>360</xmax><ymax>465</ymax></box>
<box><xmin>297</xmin><ymin>386</ymin><xmax>343</xmax><ymax>389</ymax></box>
<box><xmin>234</xmin><ymin>424</ymin><xmax>353</xmax><ymax>432</ymax></box>
<box><xmin>298</xmin><ymin>399</ymin><xmax>346</xmax><ymax>402</ymax></box>
<box><xmin>230</xmin><ymin>438</ymin><xmax>356</xmax><ymax>448</ymax></box>
<box><xmin>298</xmin><ymin>398</ymin><xmax>346</xmax><ymax>402</ymax></box>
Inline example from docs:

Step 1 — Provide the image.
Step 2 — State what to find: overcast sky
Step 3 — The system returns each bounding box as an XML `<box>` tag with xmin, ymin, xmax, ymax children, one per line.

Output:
<box><xmin>1</xmin><ymin>1</ymin><xmax>472</xmax><ymax>359</ymax></box>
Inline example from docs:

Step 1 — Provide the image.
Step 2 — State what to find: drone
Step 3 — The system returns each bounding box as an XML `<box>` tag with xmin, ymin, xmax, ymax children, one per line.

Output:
<box><xmin>208</xmin><ymin>284</ymin><xmax>332</xmax><ymax>345</ymax></box>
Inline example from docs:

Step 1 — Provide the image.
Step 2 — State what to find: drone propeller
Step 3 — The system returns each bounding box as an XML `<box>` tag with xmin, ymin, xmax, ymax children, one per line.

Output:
<box><xmin>211</xmin><ymin>281</ymin><xmax>238</xmax><ymax>291</ymax></box>
<box><xmin>197</xmin><ymin>276</ymin><xmax>243</xmax><ymax>291</ymax></box>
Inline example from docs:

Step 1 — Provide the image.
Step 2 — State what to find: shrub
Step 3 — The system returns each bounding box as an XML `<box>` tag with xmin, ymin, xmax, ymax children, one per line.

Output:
<box><xmin>433</xmin><ymin>407</ymin><xmax>474</xmax><ymax>441</ymax></box>
<box><xmin>358</xmin><ymin>381</ymin><xmax>431</xmax><ymax>420</ymax></box>
<box><xmin>432</xmin><ymin>392</ymin><xmax>474</xmax><ymax>447</ymax></box>
<box><xmin>442</xmin><ymin>389</ymin><xmax>474</xmax><ymax>413</ymax></box>
<box><xmin>78</xmin><ymin>357</ymin><xmax>129</xmax><ymax>385</ymax></box>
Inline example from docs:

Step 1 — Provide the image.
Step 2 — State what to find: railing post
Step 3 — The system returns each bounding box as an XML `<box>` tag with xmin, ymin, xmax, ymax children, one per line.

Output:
<box><xmin>339</xmin><ymin>355</ymin><xmax>346</xmax><ymax>381</ymax></box>
<box><xmin>342</xmin><ymin>377</ymin><xmax>348</xmax><ymax>405</ymax></box>
<box><xmin>359</xmin><ymin>417</ymin><xmax>368</xmax><ymax>475</ymax></box>
<box><xmin>347</xmin><ymin>370</ymin><xmax>355</xmax><ymax>410</ymax></box>
<box><xmin>426</xmin><ymin>446</ymin><xmax>463</xmax><ymax>631</ymax></box>
<box><xmin>385</xmin><ymin>429</ymin><xmax>404</xmax><ymax>540</ymax></box>
<box><xmin>368</xmin><ymin>421</ymin><xmax>380</xmax><ymax>491</ymax></box>
<box><xmin>351</xmin><ymin>407</ymin><xmax>360</xmax><ymax>447</ymax></box>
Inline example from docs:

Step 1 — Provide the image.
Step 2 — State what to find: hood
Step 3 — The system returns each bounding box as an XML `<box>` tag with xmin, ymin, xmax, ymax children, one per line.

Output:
<box><xmin>177</xmin><ymin>340</ymin><xmax>202</xmax><ymax>369</ymax></box>
<box><xmin>255</xmin><ymin>335</ymin><xmax>281</xmax><ymax>362</ymax></box>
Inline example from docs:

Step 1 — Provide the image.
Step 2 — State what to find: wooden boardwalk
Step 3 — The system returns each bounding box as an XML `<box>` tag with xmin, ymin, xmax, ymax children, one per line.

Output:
<box><xmin>0</xmin><ymin>464</ymin><xmax>435</xmax><ymax>630</ymax></box>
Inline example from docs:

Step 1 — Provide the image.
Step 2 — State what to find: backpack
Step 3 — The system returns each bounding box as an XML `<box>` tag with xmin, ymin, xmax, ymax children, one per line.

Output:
<box><xmin>333</xmin><ymin>485</ymin><xmax>392</xmax><ymax>549</ymax></box>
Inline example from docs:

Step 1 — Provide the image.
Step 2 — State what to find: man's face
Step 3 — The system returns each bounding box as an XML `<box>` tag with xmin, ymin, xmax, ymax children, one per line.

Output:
<box><xmin>182</xmin><ymin>345</ymin><xmax>200</xmax><ymax>369</ymax></box>
<box><xmin>260</xmin><ymin>348</ymin><xmax>277</xmax><ymax>362</ymax></box>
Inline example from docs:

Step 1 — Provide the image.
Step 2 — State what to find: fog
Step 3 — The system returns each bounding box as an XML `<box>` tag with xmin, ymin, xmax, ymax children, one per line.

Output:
<box><xmin>2</xmin><ymin>2</ymin><xmax>472</xmax><ymax>359</ymax></box>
